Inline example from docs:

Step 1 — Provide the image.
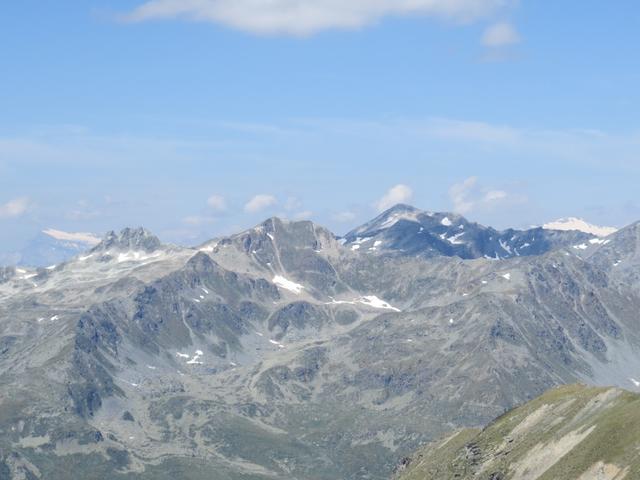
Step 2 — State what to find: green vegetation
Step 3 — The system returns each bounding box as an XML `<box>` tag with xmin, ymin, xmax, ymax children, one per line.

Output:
<box><xmin>396</xmin><ymin>384</ymin><xmax>640</xmax><ymax>480</ymax></box>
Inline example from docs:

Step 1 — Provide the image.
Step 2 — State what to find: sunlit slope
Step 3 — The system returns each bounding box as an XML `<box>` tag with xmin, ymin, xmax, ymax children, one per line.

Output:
<box><xmin>396</xmin><ymin>384</ymin><xmax>640</xmax><ymax>480</ymax></box>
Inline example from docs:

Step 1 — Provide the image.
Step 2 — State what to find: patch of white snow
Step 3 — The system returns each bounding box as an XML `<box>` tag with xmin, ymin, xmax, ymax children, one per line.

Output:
<box><xmin>273</xmin><ymin>275</ymin><xmax>305</xmax><ymax>294</ymax></box>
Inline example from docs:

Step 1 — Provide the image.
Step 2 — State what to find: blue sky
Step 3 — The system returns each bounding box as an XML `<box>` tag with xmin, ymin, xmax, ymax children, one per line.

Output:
<box><xmin>1</xmin><ymin>0</ymin><xmax>639</xmax><ymax>251</ymax></box>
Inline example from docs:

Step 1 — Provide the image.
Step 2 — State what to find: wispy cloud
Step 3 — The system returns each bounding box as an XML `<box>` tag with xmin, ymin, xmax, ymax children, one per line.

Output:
<box><xmin>123</xmin><ymin>0</ymin><xmax>511</xmax><ymax>36</ymax></box>
<box><xmin>244</xmin><ymin>194</ymin><xmax>277</xmax><ymax>213</ymax></box>
<box><xmin>0</xmin><ymin>197</ymin><xmax>30</xmax><ymax>219</ymax></box>
<box><xmin>207</xmin><ymin>194</ymin><xmax>227</xmax><ymax>211</ymax></box>
<box><xmin>375</xmin><ymin>184</ymin><xmax>413</xmax><ymax>212</ymax></box>
<box><xmin>449</xmin><ymin>177</ymin><xmax>523</xmax><ymax>214</ymax></box>
<box><xmin>482</xmin><ymin>21</ymin><xmax>520</xmax><ymax>47</ymax></box>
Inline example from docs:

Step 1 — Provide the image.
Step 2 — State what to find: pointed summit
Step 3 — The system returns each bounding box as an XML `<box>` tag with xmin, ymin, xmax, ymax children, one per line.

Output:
<box><xmin>346</xmin><ymin>204</ymin><xmax>427</xmax><ymax>238</ymax></box>
<box><xmin>92</xmin><ymin>227</ymin><xmax>162</xmax><ymax>253</ymax></box>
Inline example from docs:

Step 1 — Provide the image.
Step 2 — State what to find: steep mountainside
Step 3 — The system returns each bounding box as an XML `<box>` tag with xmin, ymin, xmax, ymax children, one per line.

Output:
<box><xmin>343</xmin><ymin>204</ymin><xmax>593</xmax><ymax>260</ymax></box>
<box><xmin>585</xmin><ymin>221</ymin><xmax>640</xmax><ymax>291</ymax></box>
<box><xmin>395</xmin><ymin>384</ymin><xmax>640</xmax><ymax>480</ymax></box>
<box><xmin>1</xmin><ymin>214</ymin><xmax>639</xmax><ymax>479</ymax></box>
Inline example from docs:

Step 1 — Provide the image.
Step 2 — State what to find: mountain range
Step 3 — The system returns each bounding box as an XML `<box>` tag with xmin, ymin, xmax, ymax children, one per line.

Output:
<box><xmin>343</xmin><ymin>204</ymin><xmax>608</xmax><ymax>260</ymax></box>
<box><xmin>0</xmin><ymin>205</ymin><xmax>638</xmax><ymax>479</ymax></box>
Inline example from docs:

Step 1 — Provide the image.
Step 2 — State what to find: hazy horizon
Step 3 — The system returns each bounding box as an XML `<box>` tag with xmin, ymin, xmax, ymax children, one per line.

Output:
<box><xmin>2</xmin><ymin>0</ymin><xmax>639</xmax><ymax>251</ymax></box>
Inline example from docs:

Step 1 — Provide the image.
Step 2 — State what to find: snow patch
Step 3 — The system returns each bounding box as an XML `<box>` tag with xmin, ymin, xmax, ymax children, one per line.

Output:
<box><xmin>499</xmin><ymin>239</ymin><xmax>512</xmax><ymax>254</ymax></box>
<box><xmin>543</xmin><ymin>217</ymin><xmax>617</xmax><ymax>237</ymax></box>
<box><xmin>359</xmin><ymin>295</ymin><xmax>401</xmax><ymax>312</ymax></box>
<box><xmin>269</xmin><ymin>339</ymin><xmax>285</xmax><ymax>349</ymax></box>
<box><xmin>446</xmin><ymin>232</ymin><xmax>465</xmax><ymax>245</ymax></box>
<box><xmin>117</xmin><ymin>250</ymin><xmax>163</xmax><ymax>263</ymax></box>
<box><xmin>186</xmin><ymin>350</ymin><xmax>204</xmax><ymax>365</ymax></box>
<box><xmin>327</xmin><ymin>295</ymin><xmax>401</xmax><ymax>312</ymax></box>
<box><xmin>273</xmin><ymin>275</ymin><xmax>305</xmax><ymax>294</ymax></box>
<box><xmin>379</xmin><ymin>211</ymin><xmax>420</xmax><ymax>229</ymax></box>
<box><xmin>441</xmin><ymin>217</ymin><xmax>452</xmax><ymax>226</ymax></box>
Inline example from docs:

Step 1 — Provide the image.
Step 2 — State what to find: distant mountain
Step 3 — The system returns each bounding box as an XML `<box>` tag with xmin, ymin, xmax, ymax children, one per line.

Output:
<box><xmin>395</xmin><ymin>384</ymin><xmax>640</xmax><ymax>480</ymax></box>
<box><xmin>2</xmin><ymin>216</ymin><xmax>640</xmax><ymax>479</ymax></box>
<box><xmin>91</xmin><ymin>227</ymin><xmax>162</xmax><ymax>254</ymax></box>
<box><xmin>344</xmin><ymin>204</ymin><xmax>593</xmax><ymax>260</ymax></box>
<box><xmin>15</xmin><ymin>228</ymin><xmax>101</xmax><ymax>267</ymax></box>
<box><xmin>585</xmin><ymin>221</ymin><xmax>640</xmax><ymax>290</ymax></box>
<box><xmin>543</xmin><ymin>217</ymin><xmax>618</xmax><ymax>237</ymax></box>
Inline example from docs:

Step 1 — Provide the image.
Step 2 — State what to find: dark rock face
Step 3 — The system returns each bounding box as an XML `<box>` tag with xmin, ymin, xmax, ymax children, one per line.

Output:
<box><xmin>268</xmin><ymin>302</ymin><xmax>330</xmax><ymax>339</ymax></box>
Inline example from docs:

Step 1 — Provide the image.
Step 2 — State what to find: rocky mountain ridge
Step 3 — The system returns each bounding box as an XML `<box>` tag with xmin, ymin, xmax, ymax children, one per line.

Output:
<box><xmin>0</xmin><ymin>207</ymin><xmax>638</xmax><ymax>479</ymax></box>
<box><xmin>343</xmin><ymin>204</ymin><xmax>595</xmax><ymax>260</ymax></box>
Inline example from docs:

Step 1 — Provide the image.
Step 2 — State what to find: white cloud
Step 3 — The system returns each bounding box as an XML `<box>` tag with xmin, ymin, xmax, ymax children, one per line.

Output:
<box><xmin>332</xmin><ymin>211</ymin><xmax>357</xmax><ymax>223</ymax></box>
<box><xmin>207</xmin><ymin>194</ymin><xmax>227</xmax><ymax>211</ymax></box>
<box><xmin>124</xmin><ymin>0</ymin><xmax>510</xmax><ymax>36</ymax></box>
<box><xmin>484</xmin><ymin>189</ymin><xmax>507</xmax><ymax>202</ymax></box>
<box><xmin>375</xmin><ymin>184</ymin><xmax>413</xmax><ymax>212</ymax></box>
<box><xmin>482</xmin><ymin>21</ymin><xmax>520</xmax><ymax>47</ymax></box>
<box><xmin>244</xmin><ymin>194</ymin><xmax>277</xmax><ymax>213</ymax></box>
<box><xmin>0</xmin><ymin>197</ymin><xmax>30</xmax><ymax>219</ymax></box>
<box><xmin>449</xmin><ymin>177</ymin><xmax>478</xmax><ymax>214</ymax></box>
<box><xmin>449</xmin><ymin>178</ymin><xmax>517</xmax><ymax>214</ymax></box>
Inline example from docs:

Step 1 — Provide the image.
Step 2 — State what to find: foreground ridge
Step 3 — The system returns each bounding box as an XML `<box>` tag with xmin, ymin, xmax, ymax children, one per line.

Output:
<box><xmin>395</xmin><ymin>384</ymin><xmax>640</xmax><ymax>480</ymax></box>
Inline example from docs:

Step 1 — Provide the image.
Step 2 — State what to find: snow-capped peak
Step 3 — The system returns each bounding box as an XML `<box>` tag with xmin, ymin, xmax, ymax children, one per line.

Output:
<box><xmin>42</xmin><ymin>229</ymin><xmax>101</xmax><ymax>245</ymax></box>
<box><xmin>543</xmin><ymin>218</ymin><xmax>617</xmax><ymax>238</ymax></box>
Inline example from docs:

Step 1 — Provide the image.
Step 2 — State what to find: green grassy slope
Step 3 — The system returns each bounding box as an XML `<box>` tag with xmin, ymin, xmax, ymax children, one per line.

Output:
<box><xmin>395</xmin><ymin>384</ymin><xmax>640</xmax><ymax>480</ymax></box>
